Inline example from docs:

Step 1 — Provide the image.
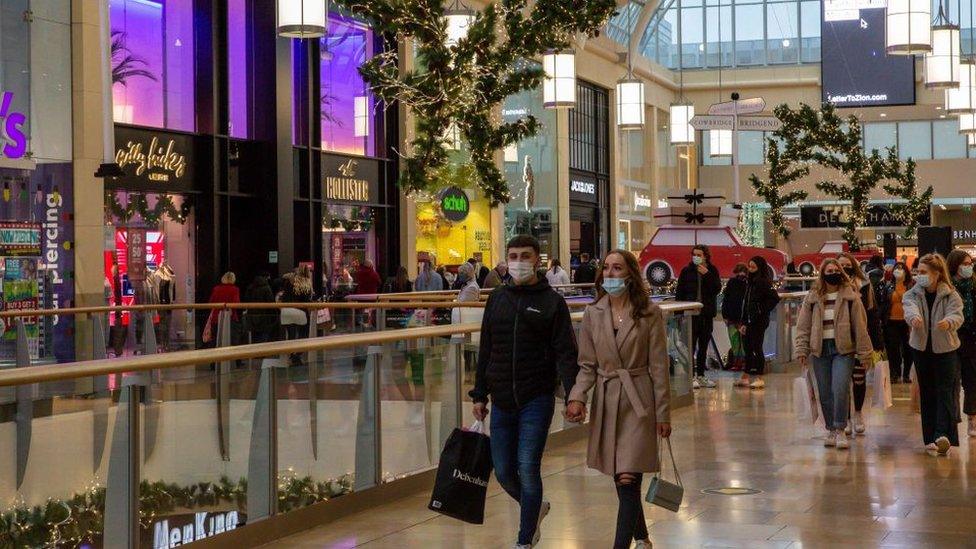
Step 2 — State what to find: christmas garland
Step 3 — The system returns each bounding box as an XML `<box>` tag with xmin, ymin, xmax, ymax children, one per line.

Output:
<box><xmin>335</xmin><ymin>0</ymin><xmax>617</xmax><ymax>205</ymax></box>
<box><xmin>0</xmin><ymin>474</ymin><xmax>352</xmax><ymax>548</ymax></box>
<box><xmin>106</xmin><ymin>192</ymin><xmax>193</xmax><ymax>226</ymax></box>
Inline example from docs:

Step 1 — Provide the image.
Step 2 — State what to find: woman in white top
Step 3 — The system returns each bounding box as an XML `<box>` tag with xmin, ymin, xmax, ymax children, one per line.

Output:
<box><xmin>794</xmin><ymin>258</ymin><xmax>873</xmax><ymax>449</ymax></box>
<box><xmin>456</xmin><ymin>262</ymin><xmax>481</xmax><ymax>302</ymax></box>
<box><xmin>545</xmin><ymin>258</ymin><xmax>571</xmax><ymax>287</ymax></box>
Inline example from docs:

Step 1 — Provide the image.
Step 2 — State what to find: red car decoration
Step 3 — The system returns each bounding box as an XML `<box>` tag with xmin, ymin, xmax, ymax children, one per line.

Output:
<box><xmin>792</xmin><ymin>240</ymin><xmax>878</xmax><ymax>275</ymax></box>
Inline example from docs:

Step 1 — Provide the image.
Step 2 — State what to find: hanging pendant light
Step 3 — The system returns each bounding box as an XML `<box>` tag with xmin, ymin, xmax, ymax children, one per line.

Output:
<box><xmin>925</xmin><ymin>4</ymin><xmax>960</xmax><ymax>88</ymax></box>
<box><xmin>276</xmin><ymin>0</ymin><xmax>327</xmax><ymax>39</ymax></box>
<box><xmin>959</xmin><ymin>112</ymin><xmax>976</xmax><ymax>134</ymax></box>
<box><xmin>353</xmin><ymin>96</ymin><xmax>369</xmax><ymax>137</ymax></box>
<box><xmin>444</xmin><ymin>0</ymin><xmax>475</xmax><ymax>47</ymax></box>
<box><xmin>946</xmin><ymin>57</ymin><xmax>976</xmax><ymax>114</ymax></box>
<box><xmin>669</xmin><ymin>103</ymin><xmax>695</xmax><ymax>145</ymax></box>
<box><xmin>886</xmin><ymin>0</ymin><xmax>932</xmax><ymax>55</ymax></box>
<box><xmin>616</xmin><ymin>79</ymin><xmax>645</xmax><ymax>129</ymax></box>
<box><xmin>710</xmin><ymin>129</ymin><xmax>732</xmax><ymax>157</ymax></box>
<box><xmin>543</xmin><ymin>50</ymin><xmax>576</xmax><ymax>109</ymax></box>
<box><xmin>968</xmin><ymin>133</ymin><xmax>976</xmax><ymax>147</ymax></box>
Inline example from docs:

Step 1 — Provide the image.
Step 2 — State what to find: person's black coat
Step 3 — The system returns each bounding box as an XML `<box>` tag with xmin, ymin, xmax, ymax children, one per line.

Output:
<box><xmin>675</xmin><ymin>263</ymin><xmax>722</xmax><ymax>318</ymax></box>
<box><xmin>574</xmin><ymin>262</ymin><xmax>597</xmax><ymax>284</ymax></box>
<box><xmin>721</xmin><ymin>275</ymin><xmax>749</xmax><ymax>323</ymax></box>
<box><xmin>477</xmin><ymin>266</ymin><xmax>490</xmax><ymax>287</ymax></box>
<box><xmin>857</xmin><ymin>280</ymin><xmax>885</xmax><ymax>351</ymax></box>
<box><xmin>470</xmin><ymin>278</ymin><xmax>579</xmax><ymax>411</ymax></box>
<box><xmin>743</xmin><ymin>275</ymin><xmax>780</xmax><ymax>327</ymax></box>
<box><xmin>243</xmin><ymin>276</ymin><xmax>278</xmax><ymax>333</ymax></box>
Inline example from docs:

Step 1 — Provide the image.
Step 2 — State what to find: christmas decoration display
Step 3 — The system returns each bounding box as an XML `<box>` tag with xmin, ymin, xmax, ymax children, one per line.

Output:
<box><xmin>749</xmin><ymin>102</ymin><xmax>933</xmax><ymax>250</ymax></box>
<box><xmin>106</xmin><ymin>193</ymin><xmax>192</xmax><ymax>226</ymax></box>
<box><xmin>334</xmin><ymin>0</ymin><xmax>616</xmax><ymax>205</ymax></box>
<box><xmin>737</xmin><ymin>202</ymin><xmax>768</xmax><ymax>246</ymax></box>
<box><xmin>0</xmin><ymin>474</ymin><xmax>352</xmax><ymax>547</ymax></box>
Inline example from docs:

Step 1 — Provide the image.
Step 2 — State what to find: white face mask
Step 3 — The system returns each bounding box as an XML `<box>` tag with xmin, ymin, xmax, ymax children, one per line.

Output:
<box><xmin>508</xmin><ymin>261</ymin><xmax>537</xmax><ymax>284</ymax></box>
<box><xmin>893</xmin><ymin>269</ymin><xmax>905</xmax><ymax>280</ymax></box>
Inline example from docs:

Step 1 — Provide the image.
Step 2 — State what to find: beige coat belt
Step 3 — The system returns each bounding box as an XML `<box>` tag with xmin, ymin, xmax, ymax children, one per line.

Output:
<box><xmin>597</xmin><ymin>368</ymin><xmax>649</xmax><ymax>419</ymax></box>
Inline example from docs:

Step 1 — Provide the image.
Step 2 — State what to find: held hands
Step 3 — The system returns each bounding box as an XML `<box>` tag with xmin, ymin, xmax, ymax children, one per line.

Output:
<box><xmin>910</xmin><ymin>317</ymin><xmax>924</xmax><ymax>329</ymax></box>
<box><xmin>472</xmin><ymin>402</ymin><xmax>488</xmax><ymax>422</ymax></box>
<box><xmin>565</xmin><ymin>401</ymin><xmax>587</xmax><ymax>423</ymax></box>
<box><xmin>697</xmin><ymin>264</ymin><xmax>708</xmax><ymax>275</ymax></box>
<box><xmin>937</xmin><ymin>319</ymin><xmax>951</xmax><ymax>331</ymax></box>
<box><xmin>657</xmin><ymin>422</ymin><xmax>672</xmax><ymax>438</ymax></box>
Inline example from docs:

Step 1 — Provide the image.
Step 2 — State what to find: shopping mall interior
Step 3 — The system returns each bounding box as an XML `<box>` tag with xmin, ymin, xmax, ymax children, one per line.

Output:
<box><xmin>1</xmin><ymin>0</ymin><xmax>976</xmax><ymax>547</ymax></box>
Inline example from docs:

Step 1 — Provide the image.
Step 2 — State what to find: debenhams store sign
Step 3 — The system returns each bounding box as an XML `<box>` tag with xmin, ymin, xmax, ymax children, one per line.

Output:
<box><xmin>322</xmin><ymin>154</ymin><xmax>380</xmax><ymax>204</ymax></box>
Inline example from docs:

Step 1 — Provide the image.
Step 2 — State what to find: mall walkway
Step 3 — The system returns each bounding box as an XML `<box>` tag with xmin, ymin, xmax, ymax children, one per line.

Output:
<box><xmin>267</xmin><ymin>370</ymin><xmax>976</xmax><ymax>548</ymax></box>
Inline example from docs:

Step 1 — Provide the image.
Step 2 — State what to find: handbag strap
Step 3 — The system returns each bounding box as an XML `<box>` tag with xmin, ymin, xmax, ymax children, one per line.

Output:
<box><xmin>656</xmin><ymin>436</ymin><xmax>682</xmax><ymax>487</ymax></box>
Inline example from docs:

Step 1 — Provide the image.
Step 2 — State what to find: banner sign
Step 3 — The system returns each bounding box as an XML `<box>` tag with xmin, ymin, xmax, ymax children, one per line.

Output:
<box><xmin>127</xmin><ymin>228</ymin><xmax>148</xmax><ymax>282</ymax></box>
<box><xmin>3</xmin><ymin>258</ymin><xmax>39</xmax><ymax>340</ymax></box>
<box><xmin>34</xmin><ymin>164</ymin><xmax>75</xmax><ymax>362</ymax></box>
<box><xmin>0</xmin><ymin>221</ymin><xmax>41</xmax><ymax>256</ymax></box>
<box><xmin>799</xmin><ymin>204</ymin><xmax>931</xmax><ymax>230</ymax></box>
<box><xmin>114</xmin><ymin>126</ymin><xmax>195</xmax><ymax>192</ymax></box>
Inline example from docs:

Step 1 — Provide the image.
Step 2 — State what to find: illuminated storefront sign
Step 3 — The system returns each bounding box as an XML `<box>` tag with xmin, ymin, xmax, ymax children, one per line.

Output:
<box><xmin>322</xmin><ymin>154</ymin><xmax>380</xmax><ymax>204</ymax></box>
<box><xmin>0</xmin><ymin>91</ymin><xmax>27</xmax><ymax>159</ymax></box>
<box><xmin>114</xmin><ymin>126</ymin><xmax>195</xmax><ymax>191</ymax></box>
<box><xmin>440</xmin><ymin>186</ymin><xmax>470</xmax><ymax>222</ymax></box>
<box><xmin>152</xmin><ymin>511</ymin><xmax>242</xmax><ymax>548</ymax></box>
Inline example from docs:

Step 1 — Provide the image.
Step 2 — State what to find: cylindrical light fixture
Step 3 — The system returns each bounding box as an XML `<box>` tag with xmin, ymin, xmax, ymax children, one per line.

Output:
<box><xmin>925</xmin><ymin>23</ymin><xmax>961</xmax><ymax>88</ymax></box>
<box><xmin>444</xmin><ymin>2</ymin><xmax>475</xmax><ymax>47</ymax></box>
<box><xmin>886</xmin><ymin>0</ymin><xmax>932</xmax><ymax>55</ymax></box>
<box><xmin>543</xmin><ymin>50</ymin><xmax>576</xmax><ymax>109</ymax></box>
<box><xmin>616</xmin><ymin>78</ymin><xmax>645</xmax><ymax>129</ymax></box>
<box><xmin>354</xmin><ymin>96</ymin><xmax>369</xmax><ymax>137</ymax></box>
<box><xmin>959</xmin><ymin>112</ymin><xmax>976</xmax><ymax>133</ymax></box>
<box><xmin>277</xmin><ymin>0</ymin><xmax>327</xmax><ymax>38</ymax></box>
<box><xmin>969</xmin><ymin>133</ymin><xmax>976</xmax><ymax>147</ymax></box>
<box><xmin>669</xmin><ymin>103</ymin><xmax>695</xmax><ymax>145</ymax></box>
<box><xmin>946</xmin><ymin>57</ymin><xmax>976</xmax><ymax>114</ymax></box>
<box><xmin>709</xmin><ymin>129</ymin><xmax>732</xmax><ymax>157</ymax></box>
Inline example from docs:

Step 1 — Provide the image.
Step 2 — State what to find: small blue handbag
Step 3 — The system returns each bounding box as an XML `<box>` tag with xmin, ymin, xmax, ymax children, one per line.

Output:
<box><xmin>645</xmin><ymin>437</ymin><xmax>683</xmax><ymax>512</ymax></box>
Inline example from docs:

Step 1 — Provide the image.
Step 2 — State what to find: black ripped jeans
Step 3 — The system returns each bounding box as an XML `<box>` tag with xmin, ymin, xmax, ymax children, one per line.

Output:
<box><xmin>614</xmin><ymin>473</ymin><xmax>649</xmax><ymax>548</ymax></box>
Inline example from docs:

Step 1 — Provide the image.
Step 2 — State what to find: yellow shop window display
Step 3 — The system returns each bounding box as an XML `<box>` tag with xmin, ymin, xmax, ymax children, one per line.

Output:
<box><xmin>416</xmin><ymin>183</ymin><xmax>493</xmax><ymax>271</ymax></box>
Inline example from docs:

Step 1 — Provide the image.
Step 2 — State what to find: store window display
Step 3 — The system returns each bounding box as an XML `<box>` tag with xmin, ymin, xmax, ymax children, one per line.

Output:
<box><xmin>110</xmin><ymin>0</ymin><xmax>196</xmax><ymax>130</ymax></box>
<box><xmin>104</xmin><ymin>192</ymin><xmax>196</xmax><ymax>355</ymax></box>
<box><xmin>502</xmin><ymin>86</ymin><xmax>558</xmax><ymax>261</ymax></box>
<box><xmin>415</xmin><ymin>179</ymin><xmax>493</xmax><ymax>272</ymax></box>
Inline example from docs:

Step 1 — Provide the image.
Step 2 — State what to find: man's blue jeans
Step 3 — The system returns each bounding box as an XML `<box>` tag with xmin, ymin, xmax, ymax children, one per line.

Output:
<box><xmin>811</xmin><ymin>339</ymin><xmax>855</xmax><ymax>431</ymax></box>
<box><xmin>490</xmin><ymin>394</ymin><xmax>555</xmax><ymax>545</ymax></box>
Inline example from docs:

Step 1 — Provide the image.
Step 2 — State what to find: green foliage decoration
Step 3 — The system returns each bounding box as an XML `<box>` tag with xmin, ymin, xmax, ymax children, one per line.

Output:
<box><xmin>106</xmin><ymin>192</ymin><xmax>193</xmax><ymax>227</ymax></box>
<box><xmin>334</xmin><ymin>0</ymin><xmax>617</xmax><ymax>205</ymax></box>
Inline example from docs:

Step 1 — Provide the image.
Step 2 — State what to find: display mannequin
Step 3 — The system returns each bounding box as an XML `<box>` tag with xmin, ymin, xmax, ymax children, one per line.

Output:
<box><xmin>143</xmin><ymin>263</ymin><xmax>177</xmax><ymax>349</ymax></box>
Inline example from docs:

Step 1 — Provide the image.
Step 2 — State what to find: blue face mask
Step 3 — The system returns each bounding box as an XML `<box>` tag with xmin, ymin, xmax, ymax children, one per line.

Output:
<box><xmin>692</xmin><ymin>256</ymin><xmax>704</xmax><ymax>266</ymax></box>
<box><xmin>602</xmin><ymin>277</ymin><xmax>627</xmax><ymax>296</ymax></box>
<box><xmin>961</xmin><ymin>265</ymin><xmax>974</xmax><ymax>279</ymax></box>
<box><xmin>915</xmin><ymin>274</ymin><xmax>930</xmax><ymax>288</ymax></box>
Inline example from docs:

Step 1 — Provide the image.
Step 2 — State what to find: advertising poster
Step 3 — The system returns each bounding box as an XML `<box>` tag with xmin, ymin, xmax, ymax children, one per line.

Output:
<box><xmin>2</xmin><ymin>258</ymin><xmax>39</xmax><ymax>340</ymax></box>
<box><xmin>34</xmin><ymin>164</ymin><xmax>75</xmax><ymax>362</ymax></box>
<box><xmin>0</xmin><ymin>221</ymin><xmax>41</xmax><ymax>256</ymax></box>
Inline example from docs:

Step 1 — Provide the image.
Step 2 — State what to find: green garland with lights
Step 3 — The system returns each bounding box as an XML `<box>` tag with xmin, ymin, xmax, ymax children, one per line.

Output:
<box><xmin>106</xmin><ymin>192</ymin><xmax>193</xmax><ymax>226</ymax></box>
<box><xmin>750</xmin><ymin>103</ymin><xmax>933</xmax><ymax>251</ymax></box>
<box><xmin>0</xmin><ymin>474</ymin><xmax>352</xmax><ymax>547</ymax></box>
<box><xmin>335</xmin><ymin>0</ymin><xmax>616</xmax><ymax>205</ymax></box>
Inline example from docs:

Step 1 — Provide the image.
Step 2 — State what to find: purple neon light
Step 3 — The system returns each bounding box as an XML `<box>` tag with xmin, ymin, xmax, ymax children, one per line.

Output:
<box><xmin>228</xmin><ymin>0</ymin><xmax>248</xmax><ymax>138</ymax></box>
<box><xmin>320</xmin><ymin>14</ymin><xmax>376</xmax><ymax>156</ymax></box>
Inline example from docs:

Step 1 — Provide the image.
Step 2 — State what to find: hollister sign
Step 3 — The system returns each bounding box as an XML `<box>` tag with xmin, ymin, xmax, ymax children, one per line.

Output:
<box><xmin>114</xmin><ymin>126</ymin><xmax>195</xmax><ymax>191</ymax></box>
<box><xmin>322</xmin><ymin>153</ymin><xmax>380</xmax><ymax>204</ymax></box>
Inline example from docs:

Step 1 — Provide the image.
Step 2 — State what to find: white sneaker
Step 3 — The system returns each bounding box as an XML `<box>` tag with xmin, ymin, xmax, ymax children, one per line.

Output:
<box><xmin>935</xmin><ymin>436</ymin><xmax>951</xmax><ymax>456</ymax></box>
<box><xmin>749</xmin><ymin>378</ymin><xmax>765</xmax><ymax>389</ymax></box>
<box><xmin>692</xmin><ymin>377</ymin><xmax>701</xmax><ymax>390</ymax></box>
<box><xmin>853</xmin><ymin>412</ymin><xmax>866</xmax><ymax>435</ymax></box>
<box><xmin>836</xmin><ymin>434</ymin><xmax>850</xmax><ymax>450</ymax></box>
<box><xmin>925</xmin><ymin>443</ymin><xmax>937</xmax><ymax>452</ymax></box>
<box><xmin>531</xmin><ymin>500</ymin><xmax>550</xmax><ymax>546</ymax></box>
<box><xmin>702</xmin><ymin>376</ymin><xmax>717</xmax><ymax>388</ymax></box>
<box><xmin>634</xmin><ymin>540</ymin><xmax>653</xmax><ymax>548</ymax></box>
<box><xmin>514</xmin><ymin>545</ymin><xmax>532</xmax><ymax>549</ymax></box>
<box><xmin>968</xmin><ymin>416</ymin><xmax>976</xmax><ymax>437</ymax></box>
<box><xmin>824</xmin><ymin>431</ymin><xmax>837</xmax><ymax>447</ymax></box>
<box><xmin>844</xmin><ymin>424</ymin><xmax>852</xmax><ymax>436</ymax></box>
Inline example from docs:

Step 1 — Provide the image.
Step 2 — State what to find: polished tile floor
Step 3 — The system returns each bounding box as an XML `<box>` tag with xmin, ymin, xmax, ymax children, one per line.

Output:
<box><xmin>269</xmin><ymin>370</ymin><xmax>976</xmax><ymax>548</ymax></box>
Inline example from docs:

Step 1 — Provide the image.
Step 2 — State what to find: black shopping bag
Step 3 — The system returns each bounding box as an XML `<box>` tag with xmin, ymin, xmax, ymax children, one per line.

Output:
<box><xmin>427</xmin><ymin>421</ymin><xmax>492</xmax><ymax>524</ymax></box>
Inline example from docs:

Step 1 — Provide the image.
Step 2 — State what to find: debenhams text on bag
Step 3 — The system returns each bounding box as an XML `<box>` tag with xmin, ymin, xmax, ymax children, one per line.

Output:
<box><xmin>453</xmin><ymin>469</ymin><xmax>489</xmax><ymax>487</ymax></box>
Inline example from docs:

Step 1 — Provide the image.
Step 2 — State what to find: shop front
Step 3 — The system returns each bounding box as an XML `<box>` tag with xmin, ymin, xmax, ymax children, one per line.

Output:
<box><xmin>415</xmin><ymin>184</ymin><xmax>493</xmax><ymax>273</ymax></box>
<box><xmin>568</xmin><ymin>81</ymin><xmax>611</xmax><ymax>267</ymax></box>
<box><xmin>617</xmin><ymin>181</ymin><xmax>654</xmax><ymax>254</ymax></box>
<box><xmin>105</xmin><ymin>125</ymin><xmax>200</xmax><ymax>353</ymax></box>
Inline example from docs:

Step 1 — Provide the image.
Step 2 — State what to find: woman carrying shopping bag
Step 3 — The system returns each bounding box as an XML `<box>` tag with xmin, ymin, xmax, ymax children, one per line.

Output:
<box><xmin>837</xmin><ymin>253</ymin><xmax>884</xmax><ymax>436</ymax></box>
<box><xmin>794</xmin><ymin>259</ymin><xmax>873</xmax><ymax>450</ymax></box>
<box><xmin>946</xmin><ymin>250</ymin><xmax>976</xmax><ymax>437</ymax></box>
<box><xmin>565</xmin><ymin>250</ymin><xmax>671</xmax><ymax>549</ymax></box>
<box><xmin>721</xmin><ymin>263</ymin><xmax>750</xmax><ymax>371</ymax></box>
<box><xmin>903</xmin><ymin>253</ymin><xmax>964</xmax><ymax>455</ymax></box>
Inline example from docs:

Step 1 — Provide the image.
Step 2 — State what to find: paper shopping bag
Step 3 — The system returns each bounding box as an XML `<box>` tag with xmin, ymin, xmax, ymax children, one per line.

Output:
<box><xmin>428</xmin><ymin>421</ymin><xmax>493</xmax><ymax>524</ymax></box>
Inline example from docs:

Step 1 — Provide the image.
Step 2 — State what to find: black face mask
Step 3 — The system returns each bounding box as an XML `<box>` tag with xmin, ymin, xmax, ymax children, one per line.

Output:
<box><xmin>823</xmin><ymin>273</ymin><xmax>844</xmax><ymax>286</ymax></box>
<box><xmin>843</xmin><ymin>267</ymin><xmax>856</xmax><ymax>277</ymax></box>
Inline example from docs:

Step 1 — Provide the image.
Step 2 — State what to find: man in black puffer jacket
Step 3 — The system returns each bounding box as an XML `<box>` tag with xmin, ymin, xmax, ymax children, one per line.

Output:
<box><xmin>470</xmin><ymin>235</ymin><xmax>578</xmax><ymax>547</ymax></box>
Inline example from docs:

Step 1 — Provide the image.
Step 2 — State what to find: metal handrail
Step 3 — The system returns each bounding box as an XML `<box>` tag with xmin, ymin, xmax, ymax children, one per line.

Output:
<box><xmin>0</xmin><ymin>301</ymin><xmax>704</xmax><ymax>387</ymax></box>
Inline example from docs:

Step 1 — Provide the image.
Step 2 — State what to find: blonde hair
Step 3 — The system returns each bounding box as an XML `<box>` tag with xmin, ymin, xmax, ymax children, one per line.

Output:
<box><xmin>919</xmin><ymin>253</ymin><xmax>953</xmax><ymax>288</ymax></box>
<box><xmin>813</xmin><ymin>258</ymin><xmax>850</xmax><ymax>295</ymax></box>
<box><xmin>836</xmin><ymin>252</ymin><xmax>867</xmax><ymax>282</ymax></box>
<box><xmin>220</xmin><ymin>272</ymin><xmax>236</xmax><ymax>285</ymax></box>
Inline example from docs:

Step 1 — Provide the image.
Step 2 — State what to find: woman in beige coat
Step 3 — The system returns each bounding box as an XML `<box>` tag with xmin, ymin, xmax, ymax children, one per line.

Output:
<box><xmin>565</xmin><ymin>249</ymin><xmax>671</xmax><ymax>549</ymax></box>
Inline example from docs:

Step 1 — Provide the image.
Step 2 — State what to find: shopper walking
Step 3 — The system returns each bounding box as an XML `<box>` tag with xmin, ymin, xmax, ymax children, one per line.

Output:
<box><xmin>721</xmin><ymin>263</ymin><xmax>750</xmax><ymax>371</ymax></box>
<box><xmin>573</xmin><ymin>253</ymin><xmax>597</xmax><ymax>284</ymax></box>
<box><xmin>903</xmin><ymin>253</ymin><xmax>964</xmax><ymax>455</ymax></box>
<box><xmin>565</xmin><ymin>249</ymin><xmax>670</xmax><ymax>549</ymax></box>
<box><xmin>207</xmin><ymin>272</ymin><xmax>241</xmax><ymax>346</ymax></box>
<box><xmin>882</xmin><ymin>262</ymin><xmax>915</xmax><ymax>383</ymax></box>
<box><xmin>735</xmin><ymin>257</ymin><xmax>780</xmax><ymax>389</ymax></box>
<box><xmin>837</xmin><ymin>253</ymin><xmax>883</xmax><ymax>436</ymax></box>
<box><xmin>946</xmin><ymin>250</ymin><xmax>976</xmax><ymax>437</ymax></box>
<box><xmin>675</xmin><ymin>245</ymin><xmax>722</xmax><ymax>389</ymax></box>
<box><xmin>470</xmin><ymin>235</ymin><xmax>579</xmax><ymax>549</ymax></box>
<box><xmin>383</xmin><ymin>266</ymin><xmax>413</xmax><ymax>293</ymax></box>
<box><xmin>484</xmin><ymin>261</ymin><xmax>512</xmax><ymax>289</ymax></box>
<box><xmin>415</xmin><ymin>260</ymin><xmax>444</xmax><ymax>292</ymax></box>
<box><xmin>243</xmin><ymin>272</ymin><xmax>277</xmax><ymax>343</ymax></box>
<box><xmin>795</xmin><ymin>259</ymin><xmax>873</xmax><ymax>450</ymax></box>
<box><xmin>545</xmin><ymin>258</ymin><xmax>571</xmax><ymax>287</ymax></box>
